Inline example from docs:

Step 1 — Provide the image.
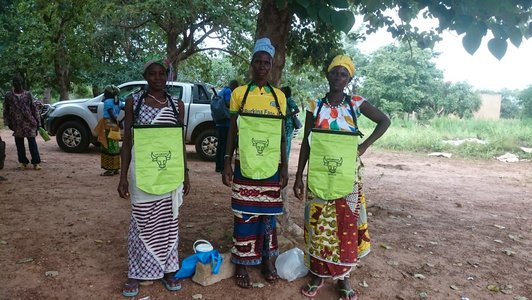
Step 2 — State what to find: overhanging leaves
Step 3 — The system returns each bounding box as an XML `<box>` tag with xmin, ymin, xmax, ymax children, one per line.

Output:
<box><xmin>487</xmin><ymin>38</ymin><xmax>508</xmax><ymax>60</ymax></box>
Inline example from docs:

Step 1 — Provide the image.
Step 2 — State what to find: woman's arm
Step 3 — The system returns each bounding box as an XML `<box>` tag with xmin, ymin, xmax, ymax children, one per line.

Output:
<box><xmin>222</xmin><ymin>114</ymin><xmax>238</xmax><ymax>187</ymax></box>
<box><xmin>177</xmin><ymin>100</ymin><xmax>190</xmax><ymax>196</ymax></box>
<box><xmin>293</xmin><ymin>110</ymin><xmax>314</xmax><ymax>200</ymax></box>
<box><xmin>358</xmin><ymin>101</ymin><xmax>391</xmax><ymax>156</ymax></box>
<box><xmin>117</xmin><ymin>97</ymin><xmax>134</xmax><ymax>199</ymax></box>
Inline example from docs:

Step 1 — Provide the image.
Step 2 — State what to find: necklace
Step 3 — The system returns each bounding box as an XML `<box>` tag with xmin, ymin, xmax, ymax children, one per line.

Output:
<box><xmin>147</xmin><ymin>93</ymin><xmax>168</xmax><ymax>105</ymax></box>
<box><xmin>324</xmin><ymin>97</ymin><xmax>344</xmax><ymax>109</ymax></box>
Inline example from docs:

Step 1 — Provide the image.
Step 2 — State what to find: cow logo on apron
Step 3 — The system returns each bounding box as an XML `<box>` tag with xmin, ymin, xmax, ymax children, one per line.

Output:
<box><xmin>308</xmin><ymin>129</ymin><xmax>359</xmax><ymax>200</ymax></box>
<box><xmin>134</xmin><ymin>124</ymin><xmax>184</xmax><ymax>195</ymax></box>
<box><xmin>151</xmin><ymin>151</ymin><xmax>172</xmax><ymax>170</ymax></box>
<box><xmin>323</xmin><ymin>156</ymin><xmax>343</xmax><ymax>174</ymax></box>
<box><xmin>239</xmin><ymin>114</ymin><xmax>282</xmax><ymax>179</ymax></box>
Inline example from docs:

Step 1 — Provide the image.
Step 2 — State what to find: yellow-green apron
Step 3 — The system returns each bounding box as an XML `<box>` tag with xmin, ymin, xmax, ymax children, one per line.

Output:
<box><xmin>238</xmin><ymin>113</ymin><xmax>283</xmax><ymax>179</ymax></box>
<box><xmin>133</xmin><ymin>124</ymin><xmax>184</xmax><ymax>195</ymax></box>
<box><xmin>308</xmin><ymin>129</ymin><xmax>359</xmax><ymax>200</ymax></box>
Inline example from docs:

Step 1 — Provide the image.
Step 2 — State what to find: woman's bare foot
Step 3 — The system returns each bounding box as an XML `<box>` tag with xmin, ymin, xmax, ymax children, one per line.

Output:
<box><xmin>261</xmin><ymin>258</ymin><xmax>279</xmax><ymax>283</ymax></box>
<box><xmin>235</xmin><ymin>264</ymin><xmax>252</xmax><ymax>288</ymax></box>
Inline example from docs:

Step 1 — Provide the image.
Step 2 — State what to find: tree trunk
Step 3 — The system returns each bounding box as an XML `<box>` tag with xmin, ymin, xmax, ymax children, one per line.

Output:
<box><xmin>54</xmin><ymin>32</ymin><xmax>70</xmax><ymax>100</ymax></box>
<box><xmin>255</xmin><ymin>0</ymin><xmax>292</xmax><ymax>87</ymax></box>
<box><xmin>256</xmin><ymin>0</ymin><xmax>302</xmax><ymax>237</ymax></box>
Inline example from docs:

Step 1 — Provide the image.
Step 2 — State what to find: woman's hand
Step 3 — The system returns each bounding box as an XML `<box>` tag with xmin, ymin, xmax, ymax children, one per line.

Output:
<box><xmin>183</xmin><ymin>172</ymin><xmax>191</xmax><ymax>196</ymax></box>
<box><xmin>222</xmin><ymin>159</ymin><xmax>233</xmax><ymax>187</ymax></box>
<box><xmin>280</xmin><ymin>164</ymin><xmax>288</xmax><ymax>188</ymax></box>
<box><xmin>358</xmin><ymin>142</ymin><xmax>369</xmax><ymax>157</ymax></box>
<box><xmin>117</xmin><ymin>179</ymin><xmax>130</xmax><ymax>199</ymax></box>
<box><xmin>293</xmin><ymin>176</ymin><xmax>305</xmax><ymax>201</ymax></box>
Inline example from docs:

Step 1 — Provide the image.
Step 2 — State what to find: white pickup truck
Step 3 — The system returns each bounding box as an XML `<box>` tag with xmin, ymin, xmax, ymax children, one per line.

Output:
<box><xmin>43</xmin><ymin>81</ymin><xmax>218</xmax><ymax>160</ymax></box>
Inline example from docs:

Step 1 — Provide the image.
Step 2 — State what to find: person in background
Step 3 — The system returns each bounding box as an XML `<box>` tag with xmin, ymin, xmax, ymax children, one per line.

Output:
<box><xmin>117</xmin><ymin>59</ymin><xmax>190</xmax><ymax>297</ymax></box>
<box><xmin>95</xmin><ymin>85</ymin><xmax>124</xmax><ymax>176</ymax></box>
<box><xmin>280</xmin><ymin>86</ymin><xmax>300</xmax><ymax>162</ymax></box>
<box><xmin>3</xmin><ymin>75</ymin><xmax>42</xmax><ymax>170</ymax></box>
<box><xmin>0</xmin><ymin>136</ymin><xmax>6</xmax><ymax>181</ymax></box>
<box><xmin>214</xmin><ymin>79</ymin><xmax>239</xmax><ymax>172</ymax></box>
<box><xmin>222</xmin><ymin>37</ymin><xmax>288</xmax><ymax>288</ymax></box>
<box><xmin>294</xmin><ymin>55</ymin><xmax>390</xmax><ymax>300</ymax></box>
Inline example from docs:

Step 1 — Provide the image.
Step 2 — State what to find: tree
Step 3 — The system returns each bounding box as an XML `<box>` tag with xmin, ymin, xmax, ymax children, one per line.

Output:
<box><xmin>109</xmin><ymin>0</ymin><xmax>255</xmax><ymax>78</ymax></box>
<box><xmin>499</xmin><ymin>89</ymin><xmax>522</xmax><ymax>119</ymax></box>
<box><xmin>257</xmin><ymin>0</ymin><xmax>531</xmax><ymax>84</ymax></box>
<box><xmin>519</xmin><ymin>85</ymin><xmax>532</xmax><ymax>119</ymax></box>
<box><xmin>358</xmin><ymin>43</ymin><xmax>444</xmax><ymax>118</ymax></box>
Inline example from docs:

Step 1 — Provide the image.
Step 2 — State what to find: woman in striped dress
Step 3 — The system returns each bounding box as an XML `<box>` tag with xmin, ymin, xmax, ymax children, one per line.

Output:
<box><xmin>117</xmin><ymin>59</ymin><xmax>190</xmax><ymax>297</ymax></box>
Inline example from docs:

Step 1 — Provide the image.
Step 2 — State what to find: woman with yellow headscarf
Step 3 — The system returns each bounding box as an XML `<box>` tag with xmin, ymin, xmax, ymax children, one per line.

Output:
<box><xmin>293</xmin><ymin>55</ymin><xmax>390</xmax><ymax>300</ymax></box>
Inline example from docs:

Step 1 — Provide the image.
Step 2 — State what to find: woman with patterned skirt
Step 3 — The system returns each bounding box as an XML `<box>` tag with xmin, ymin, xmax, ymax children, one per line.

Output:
<box><xmin>293</xmin><ymin>55</ymin><xmax>390</xmax><ymax>300</ymax></box>
<box><xmin>117</xmin><ymin>59</ymin><xmax>190</xmax><ymax>297</ymax></box>
<box><xmin>222</xmin><ymin>37</ymin><xmax>288</xmax><ymax>289</ymax></box>
<box><xmin>97</xmin><ymin>85</ymin><xmax>124</xmax><ymax>176</ymax></box>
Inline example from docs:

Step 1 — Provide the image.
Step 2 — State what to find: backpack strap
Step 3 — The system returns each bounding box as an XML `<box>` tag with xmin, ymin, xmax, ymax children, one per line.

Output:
<box><xmin>239</xmin><ymin>82</ymin><xmax>283</xmax><ymax>117</ymax></box>
<box><xmin>133</xmin><ymin>91</ymin><xmax>182</xmax><ymax>126</ymax></box>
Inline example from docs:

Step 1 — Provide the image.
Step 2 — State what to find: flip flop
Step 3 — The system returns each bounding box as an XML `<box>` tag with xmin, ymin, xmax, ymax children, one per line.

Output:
<box><xmin>161</xmin><ymin>277</ymin><xmax>182</xmax><ymax>291</ymax></box>
<box><xmin>122</xmin><ymin>281</ymin><xmax>139</xmax><ymax>297</ymax></box>
<box><xmin>339</xmin><ymin>288</ymin><xmax>358</xmax><ymax>300</ymax></box>
<box><xmin>301</xmin><ymin>279</ymin><xmax>324</xmax><ymax>298</ymax></box>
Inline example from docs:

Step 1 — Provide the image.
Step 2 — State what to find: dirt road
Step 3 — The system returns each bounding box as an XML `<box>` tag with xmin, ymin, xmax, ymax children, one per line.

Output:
<box><xmin>0</xmin><ymin>129</ymin><xmax>530</xmax><ymax>299</ymax></box>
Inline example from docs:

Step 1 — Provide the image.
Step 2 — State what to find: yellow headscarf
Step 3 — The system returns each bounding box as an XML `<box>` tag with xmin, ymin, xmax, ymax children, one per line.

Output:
<box><xmin>327</xmin><ymin>55</ymin><xmax>355</xmax><ymax>77</ymax></box>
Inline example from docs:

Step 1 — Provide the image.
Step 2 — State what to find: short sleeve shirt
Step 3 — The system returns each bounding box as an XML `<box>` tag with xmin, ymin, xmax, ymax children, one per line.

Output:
<box><xmin>230</xmin><ymin>84</ymin><xmax>287</xmax><ymax>116</ymax></box>
<box><xmin>103</xmin><ymin>98</ymin><xmax>125</xmax><ymax>119</ymax></box>
<box><xmin>306</xmin><ymin>95</ymin><xmax>365</xmax><ymax>132</ymax></box>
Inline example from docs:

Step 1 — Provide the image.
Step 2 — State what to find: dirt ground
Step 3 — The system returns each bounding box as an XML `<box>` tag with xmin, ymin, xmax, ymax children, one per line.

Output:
<box><xmin>0</xmin><ymin>128</ymin><xmax>531</xmax><ymax>300</ymax></box>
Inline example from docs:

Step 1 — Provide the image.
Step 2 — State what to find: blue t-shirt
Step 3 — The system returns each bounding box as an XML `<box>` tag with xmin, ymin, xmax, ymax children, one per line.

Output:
<box><xmin>216</xmin><ymin>86</ymin><xmax>232</xmax><ymax>127</ymax></box>
<box><xmin>103</xmin><ymin>98</ymin><xmax>125</xmax><ymax>119</ymax></box>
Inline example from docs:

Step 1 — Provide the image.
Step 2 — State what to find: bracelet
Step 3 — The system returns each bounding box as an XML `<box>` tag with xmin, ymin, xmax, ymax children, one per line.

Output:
<box><xmin>224</xmin><ymin>155</ymin><xmax>232</xmax><ymax>159</ymax></box>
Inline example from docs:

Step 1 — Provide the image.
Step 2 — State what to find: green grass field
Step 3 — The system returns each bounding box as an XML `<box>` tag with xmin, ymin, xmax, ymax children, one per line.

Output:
<box><xmin>358</xmin><ymin>117</ymin><xmax>532</xmax><ymax>159</ymax></box>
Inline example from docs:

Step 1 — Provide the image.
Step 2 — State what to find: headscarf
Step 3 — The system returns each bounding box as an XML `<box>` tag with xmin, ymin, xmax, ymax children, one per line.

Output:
<box><xmin>104</xmin><ymin>85</ymin><xmax>120</xmax><ymax>97</ymax></box>
<box><xmin>327</xmin><ymin>55</ymin><xmax>355</xmax><ymax>77</ymax></box>
<box><xmin>143</xmin><ymin>58</ymin><xmax>174</xmax><ymax>81</ymax></box>
<box><xmin>252</xmin><ymin>37</ymin><xmax>275</xmax><ymax>59</ymax></box>
<box><xmin>143</xmin><ymin>59</ymin><xmax>169</xmax><ymax>75</ymax></box>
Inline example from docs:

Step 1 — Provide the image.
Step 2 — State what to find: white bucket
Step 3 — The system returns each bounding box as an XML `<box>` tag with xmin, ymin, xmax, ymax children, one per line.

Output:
<box><xmin>193</xmin><ymin>239</ymin><xmax>214</xmax><ymax>253</ymax></box>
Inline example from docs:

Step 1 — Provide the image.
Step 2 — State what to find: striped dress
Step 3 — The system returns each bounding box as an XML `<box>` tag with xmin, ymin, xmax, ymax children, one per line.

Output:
<box><xmin>127</xmin><ymin>93</ymin><xmax>182</xmax><ymax>280</ymax></box>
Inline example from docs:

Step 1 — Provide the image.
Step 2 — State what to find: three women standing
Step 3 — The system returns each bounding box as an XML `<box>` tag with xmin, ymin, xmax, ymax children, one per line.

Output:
<box><xmin>117</xmin><ymin>59</ymin><xmax>190</xmax><ymax>297</ymax></box>
<box><xmin>294</xmin><ymin>55</ymin><xmax>390</xmax><ymax>300</ymax></box>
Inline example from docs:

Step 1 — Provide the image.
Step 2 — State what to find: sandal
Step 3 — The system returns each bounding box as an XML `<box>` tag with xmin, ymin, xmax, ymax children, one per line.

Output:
<box><xmin>301</xmin><ymin>278</ymin><xmax>324</xmax><ymax>298</ymax></box>
<box><xmin>338</xmin><ymin>288</ymin><xmax>358</xmax><ymax>300</ymax></box>
<box><xmin>101</xmin><ymin>170</ymin><xmax>115</xmax><ymax>176</ymax></box>
<box><xmin>235</xmin><ymin>266</ymin><xmax>252</xmax><ymax>289</ymax></box>
<box><xmin>161</xmin><ymin>276</ymin><xmax>182</xmax><ymax>291</ymax></box>
<box><xmin>122</xmin><ymin>280</ymin><xmax>139</xmax><ymax>297</ymax></box>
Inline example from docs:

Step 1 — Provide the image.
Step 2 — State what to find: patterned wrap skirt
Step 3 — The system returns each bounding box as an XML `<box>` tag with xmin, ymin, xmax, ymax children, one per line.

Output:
<box><xmin>304</xmin><ymin>163</ymin><xmax>370</xmax><ymax>280</ymax></box>
<box><xmin>100</xmin><ymin>120</ymin><xmax>120</xmax><ymax>171</ymax></box>
<box><xmin>230</xmin><ymin>159</ymin><xmax>283</xmax><ymax>265</ymax></box>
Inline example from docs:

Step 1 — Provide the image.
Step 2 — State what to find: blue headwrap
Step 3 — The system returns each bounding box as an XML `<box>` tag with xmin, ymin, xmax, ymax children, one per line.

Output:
<box><xmin>252</xmin><ymin>37</ymin><xmax>275</xmax><ymax>59</ymax></box>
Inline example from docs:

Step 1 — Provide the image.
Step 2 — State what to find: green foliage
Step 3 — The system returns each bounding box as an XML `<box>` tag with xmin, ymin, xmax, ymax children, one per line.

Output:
<box><xmin>519</xmin><ymin>85</ymin><xmax>532</xmax><ymax>119</ymax></box>
<box><xmin>499</xmin><ymin>89</ymin><xmax>522</xmax><ymax>119</ymax></box>
<box><xmin>361</xmin><ymin>116</ymin><xmax>532</xmax><ymax>159</ymax></box>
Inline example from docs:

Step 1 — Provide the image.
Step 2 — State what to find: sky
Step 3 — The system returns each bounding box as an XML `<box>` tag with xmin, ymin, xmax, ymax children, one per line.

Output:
<box><xmin>356</xmin><ymin>18</ymin><xmax>532</xmax><ymax>92</ymax></box>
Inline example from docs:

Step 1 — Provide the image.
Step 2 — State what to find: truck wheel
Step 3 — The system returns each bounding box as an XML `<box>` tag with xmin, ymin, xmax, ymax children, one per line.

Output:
<box><xmin>56</xmin><ymin>121</ymin><xmax>90</xmax><ymax>153</ymax></box>
<box><xmin>195</xmin><ymin>129</ymin><xmax>217</xmax><ymax>161</ymax></box>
